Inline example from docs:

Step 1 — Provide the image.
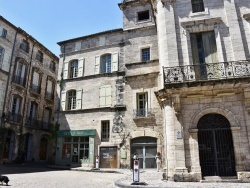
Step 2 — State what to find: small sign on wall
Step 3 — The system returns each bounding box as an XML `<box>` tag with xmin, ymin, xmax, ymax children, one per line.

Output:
<box><xmin>176</xmin><ymin>130</ymin><xmax>182</xmax><ymax>139</ymax></box>
<box><xmin>121</xmin><ymin>150</ymin><xmax>127</xmax><ymax>159</ymax></box>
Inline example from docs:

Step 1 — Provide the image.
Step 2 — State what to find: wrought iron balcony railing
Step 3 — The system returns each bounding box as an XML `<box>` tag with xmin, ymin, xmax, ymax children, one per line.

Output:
<box><xmin>8</xmin><ymin>112</ymin><xmax>22</xmax><ymax>123</ymax></box>
<box><xmin>133</xmin><ymin>108</ymin><xmax>154</xmax><ymax>119</ymax></box>
<box><xmin>163</xmin><ymin>60</ymin><xmax>250</xmax><ymax>84</ymax></box>
<box><xmin>30</xmin><ymin>84</ymin><xmax>41</xmax><ymax>94</ymax></box>
<box><xmin>41</xmin><ymin>122</ymin><xmax>53</xmax><ymax>131</ymax></box>
<box><xmin>26</xmin><ymin>117</ymin><xmax>40</xmax><ymax>128</ymax></box>
<box><xmin>13</xmin><ymin>75</ymin><xmax>26</xmax><ymax>86</ymax></box>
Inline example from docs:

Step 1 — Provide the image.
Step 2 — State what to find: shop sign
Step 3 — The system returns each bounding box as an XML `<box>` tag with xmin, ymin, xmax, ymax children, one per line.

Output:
<box><xmin>57</xmin><ymin>129</ymin><xmax>96</xmax><ymax>137</ymax></box>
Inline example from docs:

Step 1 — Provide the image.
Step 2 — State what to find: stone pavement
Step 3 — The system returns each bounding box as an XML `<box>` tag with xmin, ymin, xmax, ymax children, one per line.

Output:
<box><xmin>47</xmin><ymin>165</ymin><xmax>250</xmax><ymax>188</ymax></box>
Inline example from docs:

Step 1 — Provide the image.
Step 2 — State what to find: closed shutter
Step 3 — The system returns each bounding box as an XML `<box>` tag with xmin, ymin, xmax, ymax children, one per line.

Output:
<box><xmin>94</xmin><ymin>56</ymin><xmax>100</xmax><ymax>74</ymax></box>
<box><xmin>61</xmin><ymin>91</ymin><xmax>66</xmax><ymax>111</ymax></box>
<box><xmin>33</xmin><ymin>71</ymin><xmax>39</xmax><ymax>86</ymax></box>
<box><xmin>2</xmin><ymin>50</ymin><xmax>10</xmax><ymax>72</ymax></box>
<box><xmin>111</xmin><ymin>52</ymin><xmax>118</xmax><ymax>72</ymax></box>
<box><xmin>63</xmin><ymin>62</ymin><xmax>68</xmax><ymax>79</ymax></box>
<box><xmin>99</xmin><ymin>86</ymin><xmax>106</xmax><ymax>107</ymax></box>
<box><xmin>105</xmin><ymin>85</ymin><xmax>112</xmax><ymax>106</ymax></box>
<box><xmin>76</xmin><ymin>89</ymin><xmax>82</xmax><ymax>110</ymax></box>
<box><xmin>78</xmin><ymin>58</ymin><xmax>85</xmax><ymax>77</ymax></box>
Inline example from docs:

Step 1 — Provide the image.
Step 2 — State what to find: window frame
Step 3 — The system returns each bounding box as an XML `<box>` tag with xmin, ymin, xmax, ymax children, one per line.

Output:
<box><xmin>101</xmin><ymin>121</ymin><xmax>110</xmax><ymax>142</ymax></box>
<box><xmin>20</xmin><ymin>40</ymin><xmax>29</xmax><ymax>53</ymax></box>
<box><xmin>191</xmin><ymin>0</ymin><xmax>205</xmax><ymax>13</ymax></box>
<box><xmin>101</xmin><ymin>54</ymin><xmax>112</xmax><ymax>73</ymax></box>
<box><xmin>69</xmin><ymin>60</ymin><xmax>78</xmax><ymax>78</ymax></box>
<box><xmin>67</xmin><ymin>90</ymin><xmax>77</xmax><ymax>110</ymax></box>
<box><xmin>2</xmin><ymin>28</ymin><xmax>7</xmax><ymax>38</ymax></box>
<box><xmin>137</xmin><ymin>10</ymin><xmax>150</xmax><ymax>22</ymax></box>
<box><xmin>36</xmin><ymin>50</ymin><xmax>43</xmax><ymax>63</ymax></box>
<box><xmin>141</xmin><ymin>48</ymin><xmax>150</xmax><ymax>62</ymax></box>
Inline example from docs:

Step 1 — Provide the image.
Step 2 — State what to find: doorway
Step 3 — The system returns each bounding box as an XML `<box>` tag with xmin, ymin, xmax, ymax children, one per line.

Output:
<box><xmin>131</xmin><ymin>137</ymin><xmax>157</xmax><ymax>169</ymax></box>
<box><xmin>39</xmin><ymin>137</ymin><xmax>48</xmax><ymax>160</ymax></box>
<box><xmin>198</xmin><ymin>113</ymin><xmax>236</xmax><ymax>176</ymax></box>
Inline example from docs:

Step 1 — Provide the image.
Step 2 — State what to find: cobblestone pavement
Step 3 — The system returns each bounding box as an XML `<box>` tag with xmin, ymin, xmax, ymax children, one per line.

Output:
<box><xmin>0</xmin><ymin>163</ymin><xmax>250</xmax><ymax>188</ymax></box>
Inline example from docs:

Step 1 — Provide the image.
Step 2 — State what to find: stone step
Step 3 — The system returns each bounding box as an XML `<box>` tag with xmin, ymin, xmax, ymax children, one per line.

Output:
<box><xmin>201</xmin><ymin>176</ymin><xmax>241</xmax><ymax>183</ymax></box>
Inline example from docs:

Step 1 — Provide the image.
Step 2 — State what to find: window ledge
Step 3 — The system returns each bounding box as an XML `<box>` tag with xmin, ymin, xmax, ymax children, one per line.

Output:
<box><xmin>189</xmin><ymin>8</ymin><xmax>209</xmax><ymax>18</ymax></box>
<box><xmin>125</xmin><ymin>59</ymin><xmax>159</xmax><ymax>67</ymax></box>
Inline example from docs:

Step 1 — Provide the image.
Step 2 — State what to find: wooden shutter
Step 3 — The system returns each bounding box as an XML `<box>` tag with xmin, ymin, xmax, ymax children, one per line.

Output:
<box><xmin>2</xmin><ymin>50</ymin><xmax>10</xmax><ymax>72</ymax></box>
<box><xmin>94</xmin><ymin>56</ymin><xmax>100</xmax><ymax>74</ymax></box>
<box><xmin>105</xmin><ymin>85</ymin><xmax>112</xmax><ymax>106</ymax></box>
<box><xmin>76</xmin><ymin>89</ymin><xmax>82</xmax><ymax>110</ymax></box>
<box><xmin>99</xmin><ymin>86</ymin><xmax>106</xmax><ymax>107</ymax></box>
<box><xmin>61</xmin><ymin>91</ymin><xmax>66</xmax><ymax>111</ymax></box>
<box><xmin>111</xmin><ymin>52</ymin><xmax>119</xmax><ymax>72</ymax></box>
<box><xmin>63</xmin><ymin>62</ymin><xmax>68</xmax><ymax>79</ymax></box>
<box><xmin>78</xmin><ymin>58</ymin><xmax>85</xmax><ymax>77</ymax></box>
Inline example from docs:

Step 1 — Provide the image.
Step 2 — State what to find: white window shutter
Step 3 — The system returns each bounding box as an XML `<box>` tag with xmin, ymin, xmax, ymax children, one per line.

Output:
<box><xmin>61</xmin><ymin>91</ymin><xmax>66</xmax><ymax>111</ymax></box>
<box><xmin>99</xmin><ymin>86</ymin><xmax>106</xmax><ymax>107</ymax></box>
<box><xmin>63</xmin><ymin>62</ymin><xmax>68</xmax><ymax>79</ymax></box>
<box><xmin>111</xmin><ymin>52</ymin><xmax>118</xmax><ymax>72</ymax></box>
<box><xmin>78</xmin><ymin>58</ymin><xmax>84</xmax><ymax>77</ymax></box>
<box><xmin>105</xmin><ymin>85</ymin><xmax>112</xmax><ymax>107</ymax></box>
<box><xmin>94</xmin><ymin>56</ymin><xmax>100</xmax><ymax>74</ymax></box>
<box><xmin>2</xmin><ymin>50</ymin><xmax>10</xmax><ymax>72</ymax></box>
<box><xmin>76</xmin><ymin>89</ymin><xmax>82</xmax><ymax>110</ymax></box>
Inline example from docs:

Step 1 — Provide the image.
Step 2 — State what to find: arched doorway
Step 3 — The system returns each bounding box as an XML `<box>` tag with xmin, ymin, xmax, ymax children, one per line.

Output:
<box><xmin>24</xmin><ymin>133</ymin><xmax>33</xmax><ymax>160</ymax></box>
<box><xmin>39</xmin><ymin>137</ymin><xmax>48</xmax><ymax>160</ymax></box>
<box><xmin>130</xmin><ymin>137</ymin><xmax>157</xmax><ymax>169</ymax></box>
<box><xmin>198</xmin><ymin>113</ymin><xmax>236</xmax><ymax>176</ymax></box>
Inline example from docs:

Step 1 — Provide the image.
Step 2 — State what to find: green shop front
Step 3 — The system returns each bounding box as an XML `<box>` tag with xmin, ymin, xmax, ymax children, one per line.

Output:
<box><xmin>55</xmin><ymin>129</ymin><xmax>96</xmax><ymax>167</ymax></box>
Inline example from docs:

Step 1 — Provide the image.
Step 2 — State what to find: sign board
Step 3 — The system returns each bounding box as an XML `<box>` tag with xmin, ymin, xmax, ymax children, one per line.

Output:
<box><xmin>133</xmin><ymin>159</ymin><xmax>139</xmax><ymax>182</ymax></box>
<box><xmin>120</xmin><ymin>150</ymin><xmax>127</xmax><ymax>159</ymax></box>
<box><xmin>176</xmin><ymin>130</ymin><xmax>182</xmax><ymax>139</ymax></box>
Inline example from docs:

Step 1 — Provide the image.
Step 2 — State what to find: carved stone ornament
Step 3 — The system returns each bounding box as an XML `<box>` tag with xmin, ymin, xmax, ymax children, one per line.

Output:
<box><xmin>112</xmin><ymin>112</ymin><xmax>125</xmax><ymax>133</ymax></box>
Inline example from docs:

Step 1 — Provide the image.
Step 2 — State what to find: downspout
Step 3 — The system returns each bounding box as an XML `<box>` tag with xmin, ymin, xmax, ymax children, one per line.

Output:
<box><xmin>149</xmin><ymin>0</ymin><xmax>157</xmax><ymax>31</ymax></box>
<box><xmin>1</xmin><ymin>27</ymin><xmax>19</xmax><ymax>127</ymax></box>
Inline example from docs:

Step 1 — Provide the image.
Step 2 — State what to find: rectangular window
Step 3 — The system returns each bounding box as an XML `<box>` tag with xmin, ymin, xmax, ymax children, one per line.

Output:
<box><xmin>70</xmin><ymin>60</ymin><xmax>78</xmax><ymax>78</ymax></box>
<box><xmin>50</xmin><ymin>61</ymin><xmax>56</xmax><ymax>72</ymax></box>
<box><xmin>0</xmin><ymin>47</ymin><xmax>3</xmax><ymax>63</ymax></box>
<box><xmin>191</xmin><ymin>0</ymin><xmax>205</xmax><ymax>13</ymax></box>
<box><xmin>20</xmin><ymin>40</ymin><xmax>29</xmax><ymax>53</ymax></box>
<box><xmin>14</xmin><ymin>62</ymin><xmax>26</xmax><ymax>86</ymax></box>
<box><xmin>141</xmin><ymin>48</ymin><xmax>150</xmax><ymax>62</ymax></box>
<box><xmin>136</xmin><ymin>93</ymin><xmax>148</xmax><ymax>117</ymax></box>
<box><xmin>101</xmin><ymin>121</ymin><xmax>110</xmax><ymax>142</ymax></box>
<box><xmin>62</xmin><ymin>144</ymin><xmax>71</xmax><ymax>159</ymax></box>
<box><xmin>31</xmin><ymin>71</ymin><xmax>41</xmax><ymax>93</ymax></box>
<box><xmin>2</xmin><ymin>29</ymin><xmax>7</xmax><ymax>38</ymax></box>
<box><xmin>138</xmin><ymin>10</ymin><xmax>149</xmax><ymax>21</ymax></box>
<box><xmin>36</xmin><ymin>50</ymin><xmax>43</xmax><ymax>62</ymax></box>
<box><xmin>67</xmin><ymin>90</ymin><xmax>76</xmax><ymax>110</ymax></box>
<box><xmin>10</xmin><ymin>96</ymin><xmax>22</xmax><ymax>122</ymax></box>
<box><xmin>46</xmin><ymin>79</ymin><xmax>54</xmax><ymax>100</ymax></box>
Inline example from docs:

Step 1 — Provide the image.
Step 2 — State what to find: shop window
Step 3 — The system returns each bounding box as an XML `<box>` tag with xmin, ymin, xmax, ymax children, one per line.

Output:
<box><xmin>62</xmin><ymin>144</ymin><xmax>71</xmax><ymax>159</ymax></box>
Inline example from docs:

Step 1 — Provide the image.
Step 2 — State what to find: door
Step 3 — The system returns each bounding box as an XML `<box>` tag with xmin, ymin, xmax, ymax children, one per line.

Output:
<box><xmin>99</xmin><ymin>147</ymin><xmax>118</xmax><ymax>168</ymax></box>
<box><xmin>198</xmin><ymin>113</ymin><xmax>236</xmax><ymax>176</ymax></box>
<box><xmin>131</xmin><ymin>137</ymin><xmax>157</xmax><ymax>169</ymax></box>
<box><xmin>39</xmin><ymin>137</ymin><xmax>48</xmax><ymax>160</ymax></box>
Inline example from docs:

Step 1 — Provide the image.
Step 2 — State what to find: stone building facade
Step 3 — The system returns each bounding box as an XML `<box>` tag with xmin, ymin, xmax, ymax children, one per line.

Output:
<box><xmin>0</xmin><ymin>16</ymin><xmax>59</xmax><ymax>163</ymax></box>
<box><xmin>56</xmin><ymin>0</ymin><xmax>250</xmax><ymax>182</ymax></box>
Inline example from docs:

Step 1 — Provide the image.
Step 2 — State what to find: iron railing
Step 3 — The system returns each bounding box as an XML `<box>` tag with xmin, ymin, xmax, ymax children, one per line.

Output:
<box><xmin>30</xmin><ymin>84</ymin><xmax>41</xmax><ymax>94</ymax></box>
<box><xmin>133</xmin><ymin>108</ymin><xmax>154</xmax><ymax>118</ymax></box>
<box><xmin>163</xmin><ymin>60</ymin><xmax>250</xmax><ymax>84</ymax></box>
<box><xmin>25</xmin><ymin>118</ymin><xmax>52</xmax><ymax>132</ymax></box>
<box><xmin>12</xmin><ymin>75</ymin><xmax>25</xmax><ymax>86</ymax></box>
<box><xmin>8</xmin><ymin>112</ymin><xmax>22</xmax><ymax>123</ymax></box>
<box><xmin>45</xmin><ymin>91</ymin><xmax>54</xmax><ymax>100</ymax></box>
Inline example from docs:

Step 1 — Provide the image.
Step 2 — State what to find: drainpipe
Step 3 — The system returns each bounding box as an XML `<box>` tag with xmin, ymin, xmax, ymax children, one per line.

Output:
<box><xmin>1</xmin><ymin>27</ymin><xmax>20</xmax><ymax>127</ymax></box>
<box><xmin>17</xmin><ymin>39</ymin><xmax>36</xmax><ymax>160</ymax></box>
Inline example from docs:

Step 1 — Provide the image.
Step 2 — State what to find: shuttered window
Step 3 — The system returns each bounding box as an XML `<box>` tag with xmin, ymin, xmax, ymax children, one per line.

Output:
<box><xmin>95</xmin><ymin>53</ymin><xmax>118</xmax><ymax>74</ymax></box>
<box><xmin>101</xmin><ymin>121</ymin><xmax>110</xmax><ymax>142</ymax></box>
<box><xmin>99</xmin><ymin>85</ymin><xmax>112</xmax><ymax>107</ymax></box>
<box><xmin>67</xmin><ymin>90</ymin><xmax>76</xmax><ymax>110</ymax></box>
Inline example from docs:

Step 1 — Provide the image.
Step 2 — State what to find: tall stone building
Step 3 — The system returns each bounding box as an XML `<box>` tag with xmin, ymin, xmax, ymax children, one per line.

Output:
<box><xmin>56</xmin><ymin>0</ymin><xmax>250</xmax><ymax>182</ymax></box>
<box><xmin>0</xmin><ymin>16</ymin><xmax>59</xmax><ymax>163</ymax></box>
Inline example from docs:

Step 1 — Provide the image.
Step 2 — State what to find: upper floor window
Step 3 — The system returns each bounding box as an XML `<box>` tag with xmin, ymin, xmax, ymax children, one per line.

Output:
<box><xmin>141</xmin><ymin>48</ymin><xmax>150</xmax><ymax>62</ymax></box>
<box><xmin>191</xmin><ymin>0</ymin><xmax>205</xmax><ymax>13</ymax></box>
<box><xmin>20</xmin><ymin>40</ymin><xmax>29</xmax><ymax>53</ymax></box>
<box><xmin>137</xmin><ymin>10</ymin><xmax>149</xmax><ymax>22</ymax></box>
<box><xmin>36</xmin><ymin>50</ymin><xmax>43</xmax><ymax>63</ymax></box>
<box><xmin>94</xmin><ymin>53</ymin><xmax>118</xmax><ymax>74</ymax></box>
<box><xmin>67</xmin><ymin>90</ymin><xmax>76</xmax><ymax>110</ymax></box>
<box><xmin>0</xmin><ymin>47</ymin><xmax>3</xmax><ymax>63</ymax></box>
<box><xmin>99</xmin><ymin>85</ymin><xmax>112</xmax><ymax>107</ymax></box>
<box><xmin>46</xmin><ymin>78</ymin><xmax>54</xmax><ymax>100</ymax></box>
<box><xmin>101</xmin><ymin>54</ymin><xmax>111</xmax><ymax>73</ymax></box>
<box><xmin>70</xmin><ymin>60</ymin><xmax>78</xmax><ymax>78</ymax></box>
<box><xmin>9</xmin><ymin>95</ymin><xmax>22</xmax><ymax>122</ymax></box>
<box><xmin>0</xmin><ymin>47</ymin><xmax>10</xmax><ymax>72</ymax></box>
<box><xmin>43</xmin><ymin>108</ymin><xmax>52</xmax><ymax>129</ymax></box>
<box><xmin>27</xmin><ymin>102</ymin><xmax>38</xmax><ymax>126</ymax></box>
<box><xmin>101</xmin><ymin>121</ymin><xmax>110</xmax><ymax>142</ymax></box>
<box><xmin>13</xmin><ymin>61</ymin><xmax>26</xmax><ymax>86</ymax></box>
<box><xmin>134</xmin><ymin>92</ymin><xmax>148</xmax><ymax>117</ymax></box>
<box><xmin>1</xmin><ymin>28</ymin><xmax>7</xmax><ymax>38</ymax></box>
<box><xmin>30</xmin><ymin>70</ymin><xmax>41</xmax><ymax>94</ymax></box>
<box><xmin>63</xmin><ymin>59</ymin><xmax>84</xmax><ymax>79</ymax></box>
<box><xmin>49</xmin><ymin>61</ymin><xmax>56</xmax><ymax>72</ymax></box>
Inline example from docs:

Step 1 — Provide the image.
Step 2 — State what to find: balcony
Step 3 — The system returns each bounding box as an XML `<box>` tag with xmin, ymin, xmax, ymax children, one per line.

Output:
<box><xmin>8</xmin><ymin>112</ymin><xmax>22</xmax><ymax>123</ymax></box>
<box><xmin>133</xmin><ymin>108</ymin><xmax>154</xmax><ymax>119</ymax></box>
<box><xmin>26</xmin><ymin>117</ymin><xmax>40</xmax><ymax>128</ymax></box>
<box><xmin>163</xmin><ymin>60</ymin><xmax>250</xmax><ymax>85</ymax></box>
<box><xmin>41</xmin><ymin>122</ymin><xmax>53</xmax><ymax>131</ymax></box>
<box><xmin>30</xmin><ymin>84</ymin><xmax>41</xmax><ymax>94</ymax></box>
<box><xmin>13</xmin><ymin>75</ymin><xmax>25</xmax><ymax>86</ymax></box>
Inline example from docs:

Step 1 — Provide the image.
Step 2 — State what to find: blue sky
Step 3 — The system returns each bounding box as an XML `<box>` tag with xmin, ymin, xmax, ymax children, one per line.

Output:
<box><xmin>0</xmin><ymin>0</ymin><xmax>123</xmax><ymax>56</ymax></box>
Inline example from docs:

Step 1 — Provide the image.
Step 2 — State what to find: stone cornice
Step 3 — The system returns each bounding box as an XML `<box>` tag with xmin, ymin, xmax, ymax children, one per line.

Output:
<box><xmin>181</xmin><ymin>17</ymin><xmax>222</xmax><ymax>28</ymax></box>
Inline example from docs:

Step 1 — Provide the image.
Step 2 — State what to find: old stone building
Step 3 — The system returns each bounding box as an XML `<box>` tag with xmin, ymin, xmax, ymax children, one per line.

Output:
<box><xmin>0</xmin><ymin>16</ymin><xmax>59</xmax><ymax>163</ymax></box>
<box><xmin>56</xmin><ymin>0</ymin><xmax>250</xmax><ymax>182</ymax></box>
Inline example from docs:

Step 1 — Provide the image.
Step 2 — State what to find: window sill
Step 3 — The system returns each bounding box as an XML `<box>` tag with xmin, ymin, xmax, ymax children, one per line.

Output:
<box><xmin>189</xmin><ymin>8</ymin><xmax>209</xmax><ymax>18</ymax></box>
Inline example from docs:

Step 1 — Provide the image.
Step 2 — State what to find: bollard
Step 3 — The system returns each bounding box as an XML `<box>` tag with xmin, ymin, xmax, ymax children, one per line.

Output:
<box><xmin>95</xmin><ymin>155</ymin><xmax>99</xmax><ymax>169</ymax></box>
<box><xmin>131</xmin><ymin>154</ymin><xmax>147</xmax><ymax>186</ymax></box>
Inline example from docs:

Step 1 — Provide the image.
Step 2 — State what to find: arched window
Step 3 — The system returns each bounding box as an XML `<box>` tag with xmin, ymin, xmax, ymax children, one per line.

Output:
<box><xmin>67</xmin><ymin>90</ymin><xmax>76</xmax><ymax>110</ymax></box>
<box><xmin>101</xmin><ymin>54</ymin><xmax>111</xmax><ymax>73</ymax></box>
<box><xmin>70</xmin><ymin>60</ymin><xmax>78</xmax><ymax>78</ymax></box>
<box><xmin>191</xmin><ymin>0</ymin><xmax>204</xmax><ymax>13</ymax></box>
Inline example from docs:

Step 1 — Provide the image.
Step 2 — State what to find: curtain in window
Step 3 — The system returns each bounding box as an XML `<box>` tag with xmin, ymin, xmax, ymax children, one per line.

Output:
<box><xmin>190</xmin><ymin>34</ymin><xmax>199</xmax><ymax>65</ymax></box>
<box><xmin>202</xmin><ymin>32</ymin><xmax>218</xmax><ymax>64</ymax></box>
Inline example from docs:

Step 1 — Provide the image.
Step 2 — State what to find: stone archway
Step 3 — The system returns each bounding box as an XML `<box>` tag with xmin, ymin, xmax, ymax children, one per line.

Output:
<box><xmin>198</xmin><ymin>113</ymin><xmax>236</xmax><ymax>176</ymax></box>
